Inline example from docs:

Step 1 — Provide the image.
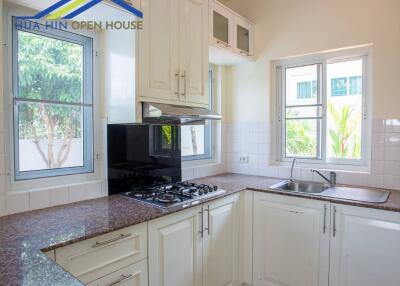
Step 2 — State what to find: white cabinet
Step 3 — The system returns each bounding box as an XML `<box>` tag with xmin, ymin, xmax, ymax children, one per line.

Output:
<box><xmin>209</xmin><ymin>0</ymin><xmax>254</xmax><ymax>66</ymax></box>
<box><xmin>203</xmin><ymin>194</ymin><xmax>240</xmax><ymax>286</ymax></box>
<box><xmin>139</xmin><ymin>0</ymin><xmax>209</xmax><ymax>107</ymax></box>
<box><xmin>56</xmin><ymin>223</ymin><xmax>147</xmax><ymax>284</ymax></box>
<box><xmin>148</xmin><ymin>205</ymin><xmax>203</xmax><ymax>286</ymax></box>
<box><xmin>253</xmin><ymin>192</ymin><xmax>330</xmax><ymax>286</ymax></box>
<box><xmin>253</xmin><ymin>191</ymin><xmax>400</xmax><ymax>286</ymax></box>
<box><xmin>329</xmin><ymin>204</ymin><xmax>400</xmax><ymax>286</ymax></box>
<box><xmin>88</xmin><ymin>260</ymin><xmax>148</xmax><ymax>286</ymax></box>
<box><xmin>148</xmin><ymin>194</ymin><xmax>240</xmax><ymax>286</ymax></box>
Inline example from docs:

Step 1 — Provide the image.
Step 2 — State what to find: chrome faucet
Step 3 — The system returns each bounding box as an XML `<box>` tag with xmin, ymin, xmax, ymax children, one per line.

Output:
<box><xmin>290</xmin><ymin>158</ymin><xmax>296</xmax><ymax>182</ymax></box>
<box><xmin>311</xmin><ymin>169</ymin><xmax>337</xmax><ymax>188</ymax></box>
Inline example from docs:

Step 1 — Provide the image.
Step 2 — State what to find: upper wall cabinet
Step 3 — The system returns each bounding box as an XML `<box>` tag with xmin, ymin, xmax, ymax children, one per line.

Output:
<box><xmin>138</xmin><ymin>0</ymin><xmax>209</xmax><ymax>108</ymax></box>
<box><xmin>209</xmin><ymin>0</ymin><xmax>254</xmax><ymax>66</ymax></box>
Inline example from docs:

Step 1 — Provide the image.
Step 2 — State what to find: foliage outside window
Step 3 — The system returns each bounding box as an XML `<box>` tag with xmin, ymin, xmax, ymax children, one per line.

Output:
<box><xmin>13</xmin><ymin>19</ymin><xmax>93</xmax><ymax>180</ymax></box>
<box><xmin>278</xmin><ymin>55</ymin><xmax>367</xmax><ymax>165</ymax></box>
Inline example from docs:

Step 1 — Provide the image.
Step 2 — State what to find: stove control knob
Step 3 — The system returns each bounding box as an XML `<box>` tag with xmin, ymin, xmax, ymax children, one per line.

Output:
<box><xmin>198</xmin><ymin>190</ymin><xmax>204</xmax><ymax>195</ymax></box>
<box><xmin>204</xmin><ymin>187</ymin><xmax>209</xmax><ymax>194</ymax></box>
<box><xmin>213</xmin><ymin>185</ymin><xmax>218</xmax><ymax>191</ymax></box>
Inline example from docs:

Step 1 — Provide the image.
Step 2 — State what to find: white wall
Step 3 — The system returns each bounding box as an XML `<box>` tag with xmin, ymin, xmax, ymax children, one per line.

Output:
<box><xmin>222</xmin><ymin>0</ymin><xmax>400</xmax><ymax>189</ymax></box>
<box><xmin>225</xmin><ymin>0</ymin><xmax>400</xmax><ymax>122</ymax></box>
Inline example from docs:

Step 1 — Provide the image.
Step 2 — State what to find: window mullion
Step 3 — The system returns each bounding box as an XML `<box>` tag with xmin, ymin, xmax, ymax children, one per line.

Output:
<box><xmin>321</xmin><ymin>61</ymin><xmax>327</xmax><ymax>164</ymax></box>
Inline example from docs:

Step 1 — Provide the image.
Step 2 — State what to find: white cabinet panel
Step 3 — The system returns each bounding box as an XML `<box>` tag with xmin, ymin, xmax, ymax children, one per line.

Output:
<box><xmin>149</xmin><ymin>206</ymin><xmax>202</xmax><ymax>286</ymax></box>
<box><xmin>329</xmin><ymin>204</ymin><xmax>400</xmax><ymax>286</ymax></box>
<box><xmin>253</xmin><ymin>193</ymin><xmax>330</xmax><ymax>286</ymax></box>
<box><xmin>88</xmin><ymin>260</ymin><xmax>148</xmax><ymax>286</ymax></box>
<box><xmin>139</xmin><ymin>0</ymin><xmax>180</xmax><ymax>102</ymax></box>
<box><xmin>181</xmin><ymin>0</ymin><xmax>209</xmax><ymax>105</ymax></box>
<box><xmin>203</xmin><ymin>194</ymin><xmax>240</xmax><ymax>286</ymax></box>
<box><xmin>56</xmin><ymin>223</ymin><xmax>147</xmax><ymax>284</ymax></box>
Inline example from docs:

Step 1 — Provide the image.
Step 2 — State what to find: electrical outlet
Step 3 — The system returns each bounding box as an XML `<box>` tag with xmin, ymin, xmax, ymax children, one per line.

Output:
<box><xmin>239</xmin><ymin>155</ymin><xmax>249</xmax><ymax>163</ymax></box>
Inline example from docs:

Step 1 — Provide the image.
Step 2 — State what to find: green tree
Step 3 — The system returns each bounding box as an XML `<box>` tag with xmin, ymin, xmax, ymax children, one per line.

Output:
<box><xmin>18</xmin><ymin>30</ymin><xmax>83</xmax><ymax>168</ymax></box>
<box><xmin>328</xmin><ymin>102</ymin><xmax>361</xmax><ymax>159</ymax></box>
<box><xmin>286</xmin><ymin>109</ymin><xmax>316</xmax><ymax>157</ymax></box>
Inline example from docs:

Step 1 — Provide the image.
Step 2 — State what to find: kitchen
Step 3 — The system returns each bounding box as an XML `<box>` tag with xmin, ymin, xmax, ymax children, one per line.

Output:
<box><xmin>1</xmin><ymin>0</ymin><xmax>400</xmax><ymax>285</ymax></box>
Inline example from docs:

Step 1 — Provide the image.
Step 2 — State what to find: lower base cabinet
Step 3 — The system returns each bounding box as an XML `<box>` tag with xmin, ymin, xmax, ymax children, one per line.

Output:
<box><xmin>148</xmin><ymin>194</ymin><xmax>240</xmax><ymax>286</ymax></box>
<box><xmin>253</xmin><ymin>192</ymin><xmax>330</xmax><ymax>286</ymax></box>
<box><xmin>87</xmin><ymin>260</ymin><xmax>148</xmax><ymax>286</ymax></box>
<box><xmin>329</xmin><ymin>203</ymin><xmax>400</xmax><ymax>286</ymax></box>
<box><xmin>253</xmin><ymin>192</ymin><xmax>400</xmax><ymax>286</ymax></box>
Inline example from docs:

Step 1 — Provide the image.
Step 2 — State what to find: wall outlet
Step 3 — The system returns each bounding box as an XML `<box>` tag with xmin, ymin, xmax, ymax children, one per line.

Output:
<box><xmin>239</xmin><ymin>155</ymin><xmax>249</xmax><ymax>163</ymax></box>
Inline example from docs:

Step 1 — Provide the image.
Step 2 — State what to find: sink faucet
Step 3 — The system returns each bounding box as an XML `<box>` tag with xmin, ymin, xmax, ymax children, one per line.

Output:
<box><xmin>290</xmin><ymin>158</ymin><xmax>296</xmax><ymax>182</ymax></box>
<box><xmin>311</xmin><ymin>169</ymin><xmax>337</xmax><ymax>188</ymax></box>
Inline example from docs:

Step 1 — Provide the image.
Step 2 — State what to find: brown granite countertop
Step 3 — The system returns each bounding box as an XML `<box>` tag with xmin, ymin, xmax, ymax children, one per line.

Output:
<box><xmin>1</xmin><ymin>173</ymin><xmax>400</xmax><ymax>286</ymax></box>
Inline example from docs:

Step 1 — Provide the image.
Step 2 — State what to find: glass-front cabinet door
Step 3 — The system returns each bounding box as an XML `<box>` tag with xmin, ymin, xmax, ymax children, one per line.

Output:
<box><xmin>210</xmin><ymin>0</ymin><xmax>234</xmax><ymax>48</ymax></box>
<box><xmin>234</xmin><ymin>17</ymin><xmax>254</xmax><ymax>57</ymax></box>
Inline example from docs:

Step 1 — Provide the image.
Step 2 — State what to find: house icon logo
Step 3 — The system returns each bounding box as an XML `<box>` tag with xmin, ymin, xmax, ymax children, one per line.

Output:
<box><xmin>17</xmin><ymin>0</ymin><xmax>143</xmax><ymax>20</ymax></box>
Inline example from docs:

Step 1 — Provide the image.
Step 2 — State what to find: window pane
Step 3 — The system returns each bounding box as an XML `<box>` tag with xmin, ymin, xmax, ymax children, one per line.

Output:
<box><xmin>327</xmin><ymin>60</ymin><xmax>363</xmax><ymax>159</ymax></box>
<box><xmin>349</xmin><ymin>76</ymin><xmax>362</xmax><ymax>95</ymax></box>
<box><xmin>181</xmin><ymin>125</ymin><xmax>206</xmax><ymax>157</ymax></box>
<box><xmin>286</xmin><ymin>65</ymin><xmax>318</xmax><ymax>106</ymax></box>
<box><xmin>17</xmin><ymin>30</ymin><xmax>83</xmax><ymax>103</ymax></box>
<box><xmin>331</xmin><ymin>77</ymin><xmax>348</xmax><ymax>96</ymax></box>
<box><xmin>286</xmin><ymin>119</ymin><xmax>319</xmax><ymax>158</ymax></box>
<box><xmin>17</xmin><ymin>102</ymin><xmax>84</xmax><ymax>172</ymax></box>
<box><xmin>286</xmin><ymin>106</ymin><xmax>322</xmax><ymax>118</ymax></box>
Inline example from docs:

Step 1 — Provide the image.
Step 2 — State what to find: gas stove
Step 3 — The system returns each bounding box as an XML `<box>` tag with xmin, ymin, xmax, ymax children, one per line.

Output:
<box><xmin>122</xmin><ymin>182</ymin><xmax>226</xmax><ymax>209</ymax></box>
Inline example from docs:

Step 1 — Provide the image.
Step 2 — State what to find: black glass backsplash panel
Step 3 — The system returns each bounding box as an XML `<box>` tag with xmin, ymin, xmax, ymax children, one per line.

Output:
<box><xmin>107</xmin><ymin>124</ymin><xmax>181</xmax><ymax>195</ymax></box>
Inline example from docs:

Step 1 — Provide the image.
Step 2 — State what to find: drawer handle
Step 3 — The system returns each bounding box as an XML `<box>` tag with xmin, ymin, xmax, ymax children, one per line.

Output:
<box><xmin>92</xmin><ymin>233</ymin><xmax>132</xmax><ymax>248</ymax></box>
<box><xmin>104</xmin><ymin>274</ymin><xmax>133</xmax><ymax>286</ymax></box>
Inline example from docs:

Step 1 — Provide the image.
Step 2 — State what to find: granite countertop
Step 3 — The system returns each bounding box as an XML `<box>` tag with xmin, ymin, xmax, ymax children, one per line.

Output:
<box><xmin>1</xmin><ymin>173</ymin><xmax>400</xmax><ymax>285</ymax></box>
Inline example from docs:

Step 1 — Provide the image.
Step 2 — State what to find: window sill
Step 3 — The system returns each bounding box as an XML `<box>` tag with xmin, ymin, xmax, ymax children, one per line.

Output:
<box><xmin>182</xmin><ymin>158</ymin><xmax>219</xmax><ymax>169</ymax></box>
<box><xmin>272</xmin><ymin>160</ymin><xmax>371</xmax><ymax>174</ymax></box>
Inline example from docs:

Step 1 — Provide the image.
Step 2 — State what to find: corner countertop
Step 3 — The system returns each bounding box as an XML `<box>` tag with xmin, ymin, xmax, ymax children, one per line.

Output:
<box><xmin>1</xmin><ymin>173</ymin><xmax>400</xmax><ymax>285</ymax></box>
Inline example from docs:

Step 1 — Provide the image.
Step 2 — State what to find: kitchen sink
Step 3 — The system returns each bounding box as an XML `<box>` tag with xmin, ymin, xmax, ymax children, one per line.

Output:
<box><xmin>270</xmin><ymin>180</ymin><xmax>391</xmax><ymax>203</ymax></box>
<box><xmin>270</xmin><ymin>180</ymin><xmax>328</xmax><ymax>194</ymax></box>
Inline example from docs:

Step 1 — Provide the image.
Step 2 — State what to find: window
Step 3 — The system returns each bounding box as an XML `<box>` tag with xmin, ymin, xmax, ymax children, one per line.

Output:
<box><xmin>276</xmin><ymin>51</ymin><xmax>369</xmax><ymax>166</ymax></box>
<box><xmin>181</xmin><ymin>69</ymin><xmax>213</xmax><ymax>161</ymax></box>
<box><xmin>13</xmin><ymin>19</ymin><xmax>94</xmax><ymax>180</ymax></box>
<box><xmin>297</xmin><ymin>81</ymin><xmax>317</xmax><ymax>99</ymax></box>
<box><xmin>331</xmin><ymin>77</ymin><xmax>348</xmax><ymax>96</ymax></box>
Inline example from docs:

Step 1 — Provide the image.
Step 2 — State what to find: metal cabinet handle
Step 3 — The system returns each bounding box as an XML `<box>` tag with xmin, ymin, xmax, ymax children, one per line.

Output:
<box><xmin>323</xmin><ymin>204</ymin><xmax>327</xmax><ymax>234</ymax></box>
<box><xmin>174</xmin><ymin>72</ymin><xmax>180</xmax><ymax>97</ymax></box>
<box><xmin>92</xmin><ymin>233</ymin><xmax>131</xmax><ymax>248</ymax></box>
<box><xmin>104</xmin><ymin>274</ymin><xmax>134</xmax><ymax>286</ymax></box>
<box><xmin>181</xmin><ymin>71</ymin><xmax>186</xmax><ymax>98</ymax></box>
<box><xmin>204</xmin><ymin>205</ymin><xmax>210</xmax><ymax>236</ymax></box>
<box><xmin>199</xmin><ymin>208</ymin><xmax>204</xmax><ymax>238</ymax></box>
<box><xmin>333</xmin><ymin>206</ymin><xmax>337</xmax><ymax>237</ymax></box>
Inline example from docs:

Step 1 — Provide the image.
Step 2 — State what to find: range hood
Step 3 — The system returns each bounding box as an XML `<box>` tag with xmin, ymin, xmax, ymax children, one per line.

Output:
<box><xmin>142</xmin><ymin>102</ymin><xmax>222</xmax><ymax>124</ymax></box>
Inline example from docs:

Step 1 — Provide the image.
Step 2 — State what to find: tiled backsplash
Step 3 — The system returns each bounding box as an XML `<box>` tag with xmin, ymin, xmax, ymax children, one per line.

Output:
<box><xmin>225</xmin><ymin>119</ymin><xmax>400</xmax><ymax>191</ymax></box>
<box><xmin>1</xmin><ymin>119</ymin><xmax>399</xmax><ymax>216</ymax></box>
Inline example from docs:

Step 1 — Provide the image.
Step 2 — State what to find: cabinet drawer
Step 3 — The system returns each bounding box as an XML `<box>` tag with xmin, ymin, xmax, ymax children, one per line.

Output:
<box><xmin>87</xmin><ymin>259</ymin><xmax>148</xmax><ymax>286</ymax></box>
<box><xmin>56</xmin><ymin>223</ymin><xmax>147</xmax><ymax>284</ymax></box>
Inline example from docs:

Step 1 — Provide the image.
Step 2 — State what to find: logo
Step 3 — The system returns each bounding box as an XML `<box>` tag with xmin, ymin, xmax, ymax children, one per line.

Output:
<box><xmin>16</xmin><ymin>0</ymin><xmax>143</xmax><ymax>31</ymax></box>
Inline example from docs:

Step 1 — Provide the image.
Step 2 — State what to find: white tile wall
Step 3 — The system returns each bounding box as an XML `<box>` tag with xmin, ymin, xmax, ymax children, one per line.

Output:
<box><xmin>226</xmin><ymin>119</ymin><xmax>400</xmax><ymax>191</ymax></box>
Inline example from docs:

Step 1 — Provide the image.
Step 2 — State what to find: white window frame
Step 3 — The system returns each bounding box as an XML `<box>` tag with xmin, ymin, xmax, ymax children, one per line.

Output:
<box><xmin>12</xmin><ymin>18</ymin><xmax>94</xmax><ymax>181</ymax></box>
<box><xmin>182</xmin><ymin>66</ymin><xmax>216</xmax><ymax>163</ymax></box>
<box><xmin>273</xmin><ymin>46</ymin><xmax>372</xmax><ymax>170</ymax></box>
<box><xmin>3</xmin><ymin>4</ymin><xmax>102</xmax><ymax>191</ymax></box>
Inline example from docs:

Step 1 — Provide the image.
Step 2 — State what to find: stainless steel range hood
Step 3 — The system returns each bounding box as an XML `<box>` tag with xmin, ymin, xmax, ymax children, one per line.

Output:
<box><xmin>142</xmin><ymin>102</ymin><xmax>222</xmax><ymax>124</ymax></box>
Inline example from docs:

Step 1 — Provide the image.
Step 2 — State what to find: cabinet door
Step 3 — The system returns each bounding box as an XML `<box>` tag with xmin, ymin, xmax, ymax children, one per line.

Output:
<box><xmin>149</xmin><ymin>206</ymin><xmax>203</xmax><ymax>286</ymax></box>
<box><xmin>180</xmin><ymin>0</ymin><xmax>209</xmax><ymax>105</ymax></box>
<box><xmin>234</xmin><ymin>17</ymin><xmax>254</xmax><ymax>58</ymax></box>
<box><xmin>87</xmin><ymin>259</ymin><xmax>148</xmax><ymax>286</ymax></box>
<box><xmin>329</xmin><ymin>204</ymin><xmax>400</xmax><ymax>286</ymax></box>
<box><xmin>139</xmin><ymin>0</ymin><xmax>180</xmax><ymax>103</ymax></box>
<box><xmin>210</xmin><ymin>0</ymin><xmax>234</xmax><ymax>48</ymax></box>
<box><xmin>253</xmin><ymin>193</ymin><xmax>330</xmax><ymax>286</ymax></box>
<box><xmin>203</xmin><ymin>194</ymin><xmax>240</xmax><ymax>286</ymax></box>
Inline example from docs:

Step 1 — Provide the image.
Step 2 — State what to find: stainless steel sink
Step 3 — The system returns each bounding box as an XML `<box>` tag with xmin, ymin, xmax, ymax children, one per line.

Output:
<box><xmin>270</xmin><ymin>180</ymin><xmax>391</xmax><ymax>203</ymax></box>
<box><xmin>270</xmin><ymin>180</ymin><xmax>328</xmax><ymax>194</ymax></box>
